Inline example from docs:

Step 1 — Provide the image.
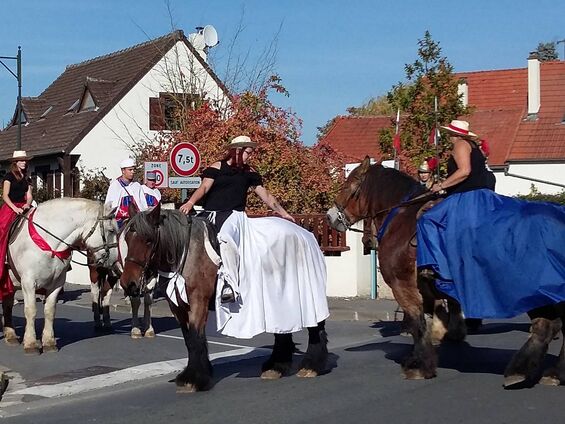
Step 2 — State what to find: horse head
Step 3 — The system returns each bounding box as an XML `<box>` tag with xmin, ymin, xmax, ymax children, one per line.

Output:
<box><xmin>119</xmin><ymin>203</ymin><xmax>161</xmax><ymax>297</ymax></box>
<box><xmin>327</xmin><ymin>156</ymin><xmax>374</xmax><ymax>231</ymax></box>
<box><xmin>83</xmin><ymin>202</ymin><xmax>119</xmax><ymax>269</ymax></box>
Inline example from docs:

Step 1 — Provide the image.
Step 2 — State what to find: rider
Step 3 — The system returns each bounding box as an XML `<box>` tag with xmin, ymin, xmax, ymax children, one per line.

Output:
<box><xmin>105</xmin><ymin>158</ymin><xmax>148</xmax><ymax>228</ymax></box>
<box><xmin>0</xmin><ymin>150</ymin><xmax>33</xmax><ymax>302</ymax></box>
<box><xmin>179</xmin><ymin>135</ymin><xmax>329</xmax><ymax>339</ymax></box>
<box><xmin>141</xmin><ymin>171</ymin><xmax>161</xmax><ymax>207</ymax></box>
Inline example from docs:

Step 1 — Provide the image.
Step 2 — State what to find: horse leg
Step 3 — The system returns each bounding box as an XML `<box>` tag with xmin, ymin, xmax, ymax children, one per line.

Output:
<box><xmin>21</xmin><ymin>279</ymin><xmax>41</xmax><ymax>354</ymax></box>
<box><xmin>297</xmin><ymin>320</ymin><xmax>328</xmax><ymax>378</ymax></box>
<box><xmin>540</xmin><ymin>322</ymin><xmax>565</xmax><ymax>386</ymax></box>
<box><xmin>2</xmin><ymin>292</ymin><xmax>19</xmax><ymax>346</ymax></box>
<box><xmin>391</xmin><ymin>283</ymin><xmax>437</xmax><ymax>379</ymax></box>
<box><xmin>100</xmin><ymin>285</ymin><xmax>113</xmax><ymax>331</ymax></box>
<box><xmin>90</xmin><ymin>281</ymin><xmax>103</xmax><ymax>331</ymax></box>
<box><xmin>261</xmin><ymin>333</ymin><xmax>295</xmax><ymax>379</ymax></box>
<box><xmin>504</xmin><ymin>316</ymin><xmax>561</xmax><ymax>389</ymax></box>
<box><xmin>130</xmin><ymin>295</ymin><xmax>142</xmax><ymax>339</ymax></box>
<box><xmin>175</xmin><ymin>298</ymin><xmax>212</xmax><ymax>392</ymax></box>
<box><xmin>444</xmin><ymin>298</ymin><xmax>467</xmax><ymax>342</ymax></box>
<box><xmin>41</xmin><ymin>285</ymin><xmax>63</xmax><ymax>353</ymax></box>
<box><xmin>143</xmin><ymin>291</ymin><xmax>155</xmax><ymax>338</ymax></box>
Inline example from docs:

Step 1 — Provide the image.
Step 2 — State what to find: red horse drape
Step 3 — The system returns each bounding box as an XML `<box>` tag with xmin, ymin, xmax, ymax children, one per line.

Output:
<box><xmin>0</xmin><ymin>202</ymin><xmax>24</xmax><ymax>301</ymax></box>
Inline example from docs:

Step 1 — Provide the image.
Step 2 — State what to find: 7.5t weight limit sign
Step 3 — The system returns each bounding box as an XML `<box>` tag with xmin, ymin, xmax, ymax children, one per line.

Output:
<box><xmin>169</xmin><ymin>142</ymin><xmax>201</xmax><ymax>177</ymax></box>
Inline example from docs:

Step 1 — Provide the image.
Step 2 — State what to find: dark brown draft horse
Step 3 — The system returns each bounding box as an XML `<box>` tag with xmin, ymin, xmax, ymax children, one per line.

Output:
<box><xmin>327</xmin><ymin>157</ymin><xmax>565</xmax><ymax>388</ymax></box>
<box><xmin>119</xmin><ymin>204</ymin><xmax>328</xmax><ymax>392</ymax></box>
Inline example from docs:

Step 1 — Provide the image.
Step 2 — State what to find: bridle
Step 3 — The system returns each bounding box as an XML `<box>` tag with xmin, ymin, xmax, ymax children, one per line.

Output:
<box><xmin>122</xmin><ymin>220</ymin><xmax>160</xmax><ymax>294</ymax></box>
<box><xmin>82</xmin><ymin>204</ymin><xmax>119</xmax><ymax>267</ymax></box>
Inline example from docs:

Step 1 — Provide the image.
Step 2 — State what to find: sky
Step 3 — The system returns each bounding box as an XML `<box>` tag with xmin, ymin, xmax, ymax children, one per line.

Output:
<box><xmin>0</xmin><ymin>0</ymin><xmax>564</xmax><ymax>146</ymax></box>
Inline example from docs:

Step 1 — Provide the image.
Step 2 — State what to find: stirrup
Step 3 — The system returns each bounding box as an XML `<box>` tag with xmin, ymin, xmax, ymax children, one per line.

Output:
<box><xmin>220</xmin><ymin>283</ymin><xmax>236</xmax><ymax>304</ymax></box>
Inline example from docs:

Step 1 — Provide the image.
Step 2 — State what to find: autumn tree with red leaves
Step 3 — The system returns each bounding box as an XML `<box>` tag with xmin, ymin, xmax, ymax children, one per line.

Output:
<box><xmin>135</xmin><ymin>76</ymin><xmax>343</xmax><ymax>214</ymax></box>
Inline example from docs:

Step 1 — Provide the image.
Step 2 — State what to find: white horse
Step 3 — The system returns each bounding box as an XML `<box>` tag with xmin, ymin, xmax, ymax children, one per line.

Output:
<box><xmin>3</xmin><ymin>198</ymin><xmax>118</xmax><ymax>354</ymax></box>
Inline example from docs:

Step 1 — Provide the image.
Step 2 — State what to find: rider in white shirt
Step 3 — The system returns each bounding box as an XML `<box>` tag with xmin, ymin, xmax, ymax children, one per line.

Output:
<box><xmin>141</xmin><ymin>171</ymin><xmax>161</xmax><ymax>207</ymax></box>
<box><xmin>105</xmin><ymin>158</ymin><xmax>148</xmax><ymax>228</ymax></box>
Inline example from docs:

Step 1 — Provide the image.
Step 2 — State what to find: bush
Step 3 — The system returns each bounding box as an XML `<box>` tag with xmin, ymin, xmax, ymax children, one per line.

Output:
<box><xmin>80</xmin><ymin>168</ymin><xmax>110</xmax><ymax>201</ymax></box>
<box><xmin>514</xmin><ymin>185</ymin><xmax>565</xmax><ymax>205</ymax></box>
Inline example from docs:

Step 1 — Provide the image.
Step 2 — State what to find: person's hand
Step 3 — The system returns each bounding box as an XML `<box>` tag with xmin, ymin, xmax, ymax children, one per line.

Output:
<box><xmin>179</xmin><ymin>201</ymin><xmax>193</xmax><ymax>215</ymax></box>
<box><xmin>13</xmin><ymin>206</ymin><xmax>24</xmax><ymax>215</ymax></box>
<box><xmin>280</xmin><ymin>212</ymin><xmax>296</xmax><ymax>223</ymax></box>
<box><xmin>22</xmin><ymin>204</ymin><xmax>31</xmax><ymax>211</ymax></box>
<box><xmin>430</xmin><ymin>182</ymin><xmax>445</xmax><ymax>194</ymax></box>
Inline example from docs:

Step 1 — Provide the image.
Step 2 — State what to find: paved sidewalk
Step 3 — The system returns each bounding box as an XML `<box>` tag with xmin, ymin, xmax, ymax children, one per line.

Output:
<box><xmin>27</xmin><ymin>284</ymin><xmax>404</xmax><ymax>324</ymax></box>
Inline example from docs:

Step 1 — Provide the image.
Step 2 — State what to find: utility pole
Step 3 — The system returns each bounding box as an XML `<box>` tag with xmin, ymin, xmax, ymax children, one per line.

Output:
<box><xmin>0</xmin><ymin>46</ymin><xmax>22</xmax><ymax>150</ymax></box>
<box><xmin>557</xmin><ymin>39</ymin><xmax>565</xmax><ymax>61</ymax></box>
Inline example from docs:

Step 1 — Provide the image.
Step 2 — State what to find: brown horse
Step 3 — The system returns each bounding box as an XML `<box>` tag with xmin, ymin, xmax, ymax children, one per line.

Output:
<box><xmin>327</xmin><ymin>157</ymin><xmax>565</xmax><ymax>388</ymax></box>
<box><xmin>119</xmin><ymin>204</ymin><xmax>328</xmax><ymax>392</ymax></box>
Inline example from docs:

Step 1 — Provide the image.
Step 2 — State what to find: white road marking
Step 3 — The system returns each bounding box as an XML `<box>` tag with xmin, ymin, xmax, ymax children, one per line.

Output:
<box><xmin>12</xmin><ymin>346</ymin><xmax>271</xmax><ymax>399</ymax></box>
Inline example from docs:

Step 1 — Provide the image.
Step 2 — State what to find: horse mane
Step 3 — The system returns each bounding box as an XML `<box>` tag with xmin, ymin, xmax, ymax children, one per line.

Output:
<box><xmin>361</xmin><ymin>164</ymin><xmax>426</xmax><ymax>207</ymax></box>
<box><xmin>131</xmin><ymin>209</ymin><xmax>192</xmax><ymax>269</ymax></box>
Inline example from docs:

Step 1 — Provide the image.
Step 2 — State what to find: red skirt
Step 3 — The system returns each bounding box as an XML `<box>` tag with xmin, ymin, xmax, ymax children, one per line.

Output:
<box><xmin>0</xmin><ymin>202</ymin><xmax>24</xmax><ymax>301</ymax></box>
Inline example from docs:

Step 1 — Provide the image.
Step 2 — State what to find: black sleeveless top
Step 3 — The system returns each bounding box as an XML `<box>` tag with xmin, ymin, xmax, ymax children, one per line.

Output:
<box><xmin>201</xmin><ymin>161</ymin><xmax>263</xmax><ymax>211</ymax></box>
<box><xmin>446</xmin><ymin>140</ymin><xmax>495</xmax><ymax>195</ymax></box>
<box><xmin>3</xmin><ymin>172</ymin><xmax>29</xmax><ymax>203</ymax></box>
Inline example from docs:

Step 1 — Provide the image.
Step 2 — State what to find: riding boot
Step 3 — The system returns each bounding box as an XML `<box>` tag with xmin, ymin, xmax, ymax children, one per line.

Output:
<box><xmin>220</xmin><ymin>282</ymin><xmax>236</xmax><ymax>304</ymax></box>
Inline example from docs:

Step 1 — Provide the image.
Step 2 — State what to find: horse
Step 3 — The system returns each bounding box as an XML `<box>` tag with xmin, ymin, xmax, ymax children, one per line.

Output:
<box><xmin>2</xmin><ymin>198</ymin><xmax>118</xmax><ymax>354</ymax></box>
<box><xmin>326</xmin><ymin>157</ymin><xmax>565</xmax><ymax>388</ymax></box>
<box><xmin>119</xmin><ymin>203</ymin><xmax>329</xmax><ymax>392</ymax></box>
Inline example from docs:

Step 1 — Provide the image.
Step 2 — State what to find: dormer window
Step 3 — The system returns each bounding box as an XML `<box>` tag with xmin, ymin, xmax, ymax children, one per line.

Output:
<box><xmin>79</xmin><ymin>89</ymin><xmax>97</xmax><ymax>112</ymax></box>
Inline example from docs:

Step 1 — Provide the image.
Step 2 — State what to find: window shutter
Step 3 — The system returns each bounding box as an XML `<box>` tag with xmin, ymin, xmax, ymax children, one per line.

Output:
<box><xmin>149</xmin><ymin>97</ymin><xmax>165</xmax><ymax>130</ymax></box>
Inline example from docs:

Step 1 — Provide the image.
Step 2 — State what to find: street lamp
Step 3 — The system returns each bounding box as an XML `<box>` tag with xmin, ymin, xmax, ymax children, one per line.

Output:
<box><xmin>0</xmin><ymin>46</ymin><xmax>22</xmax><ymax>150</ymax></box>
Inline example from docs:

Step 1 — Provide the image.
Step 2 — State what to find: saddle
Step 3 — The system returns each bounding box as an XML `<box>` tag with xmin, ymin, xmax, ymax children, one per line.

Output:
<box><xmin>409</xmin><ymin>198</ymin><xmax>444</xmax><ymax>248</ymax></box>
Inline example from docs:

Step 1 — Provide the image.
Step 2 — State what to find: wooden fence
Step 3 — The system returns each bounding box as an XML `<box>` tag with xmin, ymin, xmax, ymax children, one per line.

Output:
<box><xmin>250</xmin><ymin>213</ymin><xmax>349</xmax><ymax>256</ymax></box>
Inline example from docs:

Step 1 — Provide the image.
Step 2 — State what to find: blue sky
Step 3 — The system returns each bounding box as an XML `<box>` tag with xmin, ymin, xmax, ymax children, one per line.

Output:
<box><xmin>1</xmin><ymin>0</ymin><xmax>563</xmax><ymax>146</ymax></box>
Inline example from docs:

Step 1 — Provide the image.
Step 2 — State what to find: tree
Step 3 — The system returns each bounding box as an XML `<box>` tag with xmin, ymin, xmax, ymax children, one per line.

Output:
<box><xmin>346</xmin><ymin>95</ymin><xmax>394</xmax><ymax>116</ymax></box>
<box><xmin>136</xmin><ymin>76</ymin><xmax>344</xmax><ymax>214</ymax></box>
<box><xmin>381</xmin><ymin>31</ymin><xmax>471</xmax><ymax>174</ymax></box>
<box><xmin>535</xmin><ymin>42</ymin><xmax>558</xmax><ymax>62</ymax></box>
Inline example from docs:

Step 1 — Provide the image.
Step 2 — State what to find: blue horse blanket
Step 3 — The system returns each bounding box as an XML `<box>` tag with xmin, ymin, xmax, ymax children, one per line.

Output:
<box><xmin>417</xmin><ymin>189</ymin><xmax>565</xmax><ymax>318</ymax></box>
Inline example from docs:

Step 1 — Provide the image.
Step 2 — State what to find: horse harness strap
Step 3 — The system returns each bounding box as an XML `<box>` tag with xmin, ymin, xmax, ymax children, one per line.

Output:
<box><xmin>375</xmin><ymin>189</ymin><xmax>421</xmax><ymax>243</ymax></box>
<box><xmin>27</xmin><ymin>209</ymin><xmax>73</xmax><ymax>260</ymax></box>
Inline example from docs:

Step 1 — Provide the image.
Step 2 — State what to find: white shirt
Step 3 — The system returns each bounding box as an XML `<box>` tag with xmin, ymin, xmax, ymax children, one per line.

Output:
<box><xmin>105</xmin><ymin>178</ymin><xmax>148</xmax><ymax>222</ymax></box>
<box><xmin>141</xmin><ymin>184</ymin><xmax>161</xmax><ymax>207</ymax></box>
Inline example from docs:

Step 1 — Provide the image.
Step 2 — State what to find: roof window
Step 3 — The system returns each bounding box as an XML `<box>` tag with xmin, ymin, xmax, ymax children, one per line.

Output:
<box><xmin>39</xmin><ymin>106</ymin><xmax>53</xmax><ymax>119</ymax></box>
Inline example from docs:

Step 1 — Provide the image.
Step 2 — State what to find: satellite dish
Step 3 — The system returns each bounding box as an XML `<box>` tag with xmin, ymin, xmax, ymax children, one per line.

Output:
<box><xmin>202</xmin><ymin>25</ymin><xmax>219</xmax><ymax>47</ymax></box>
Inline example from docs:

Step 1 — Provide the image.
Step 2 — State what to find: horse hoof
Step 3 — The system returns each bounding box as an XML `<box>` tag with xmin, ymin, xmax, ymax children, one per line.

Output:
<box><xmin>296</xmin><ymin>368</ymin><xmax>318</xmax><ymax>378</ymax></box>
<box><xmin>261</xmin><ymin>369</ymin><xmax>282</xmax><ymax>380</ymax></box>
<box><xmin>176</xmin><ymin>384</ymin><xmax>198</xmax><ymax>393</ymax></box>
<box><xmin>4</xmin><ymin>337</ymin><xmax>20</xmax><ymax>346</ymax></box>
<box><xmin>24</xmin><ymin>346</ymin><xmax>41</xmax><ymax>355</ymax></box>
<box><xmin>403</xmin><ymin>368</ymin><xmax>433</xmax><ymax>380</ymax></box>
<box><xmin>503</xmin><ymin>374</ymin><xmax>527</xmax><ymax>389</ymax></box>
<box><xmin>539</xmin><ymin>376</ymin><xmax>560</xmax><ymax>386</ymax></box>
<box><xmin>144</xmin><ymin>329</ymin><xmax>156</xmax><ymax>338</ymax></box>
<box><xmin>131</xmin><ymin>328</ymin><xmax>143</xmax><ymax>339</ymax></box>
<box><xmin>42</xmin><ymin>344</ymin><xmax>58</xmax><ymax>353</ymax></box>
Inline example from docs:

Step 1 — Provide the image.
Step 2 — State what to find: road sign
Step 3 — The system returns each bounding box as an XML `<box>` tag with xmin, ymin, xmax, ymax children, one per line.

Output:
<box><xmin>169</xmin><ymin>143</ymin><xmax>201</xmax><ymax>177</ymax></box>
<box><xmin>168</xmin><ymin>176</ymin><xmax>202</xmax><ymax>189</ymax></box>
<box><xmin>144</xmin><ymin>161</ymin><xmax>168</xmax><ymax>188</ymax></box>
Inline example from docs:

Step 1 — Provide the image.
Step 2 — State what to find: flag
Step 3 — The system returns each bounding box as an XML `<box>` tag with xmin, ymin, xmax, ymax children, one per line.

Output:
<box><xmin>393</xmin><ymin>133</ymin><xmax>401</xmax><ymax>153</ymax></box>
<box><xmin>429</xmin><ymin>126</ymin><xmax>438</xmax><ymax>145</ymax></box>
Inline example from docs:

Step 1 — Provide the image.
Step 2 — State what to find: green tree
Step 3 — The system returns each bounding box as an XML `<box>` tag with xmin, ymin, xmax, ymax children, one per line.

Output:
<box><xmin>535</xmin><ymin>42</ymin><xmax>558</xmax><ymax>61</ymax></box>
<box><xmin>346</xmin><ymin>95</ymin><xmax>394</xmax><ymax>116</ymax></box>
<box><xmin>382</xmin><ymin>31</ymin><xmax>471</xmax><ymax>174</ymax></box>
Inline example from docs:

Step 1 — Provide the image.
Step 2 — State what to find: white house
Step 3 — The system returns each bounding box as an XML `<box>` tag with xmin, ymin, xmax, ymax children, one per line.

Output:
<box><xmin>0</xmin><ymin>29</ymin><xmax>230</xmax><ymax>193</ymax></box>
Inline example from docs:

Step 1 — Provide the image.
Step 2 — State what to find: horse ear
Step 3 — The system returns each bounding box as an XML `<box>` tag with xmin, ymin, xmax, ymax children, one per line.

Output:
<box><xmin>128</xmin><ymin>203</ymin><xmax>138</xmax><ymax>219</ymax></box>
<box><xmin>359</xmin><ymin>156</ymin><xmax>372</xmax><ymax>174</ymax></box>
<box><xmin>147</xmin><ymin>202</ymin><xmax>161</xmax><ymax>227</ymax></box>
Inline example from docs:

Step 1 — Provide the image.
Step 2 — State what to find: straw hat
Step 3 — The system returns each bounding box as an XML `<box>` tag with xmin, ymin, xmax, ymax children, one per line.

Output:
<box><xmin>228</xmin><ymin>135</ymin><xmax>257</xmax><ymax>149</ymax></box>
<box><xmin>440</xmin><ymin>120</ymin><xmax>478</xmax><ymax>140</ymax></box>
<box><xmin>120</xmin><ymin>158</ymin><xmax>135</xmax><ymax>168</ymax></box>
<box><xmin>10</xmin><ymin>150</ymin><xmax>32</xmax><ymax>161</ymax></box>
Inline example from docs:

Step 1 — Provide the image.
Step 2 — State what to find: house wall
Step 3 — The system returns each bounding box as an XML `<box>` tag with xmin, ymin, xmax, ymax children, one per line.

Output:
<box><xmin>494</xmin><ymin>162</ymin><xmax>565</xmax><ymax>196</ymax></box>
<box><xmin>71</xmin><ymin>40</ymin><xmax>229</xmax><ymax>179</ymax></box>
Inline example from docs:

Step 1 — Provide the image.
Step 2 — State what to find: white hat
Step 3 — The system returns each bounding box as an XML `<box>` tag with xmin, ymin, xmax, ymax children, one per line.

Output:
<box><xmin>10</xmin><ymin>150</ymin><xmax>32</xmax><ymax>161</ymax></box>
<box><xmin>120</xmin><ymin>158</ymin><xmax>135</xmax><ymax>168</ymax></box>
<box><xmin>440</xmin><ymin>120</ymin><xmax>478</xmax><ymax>140</ymax></box>
<box><xmin>228</xmin><ymin>135</ymin><xmax>257</xmax><ymax>149</ymax></box>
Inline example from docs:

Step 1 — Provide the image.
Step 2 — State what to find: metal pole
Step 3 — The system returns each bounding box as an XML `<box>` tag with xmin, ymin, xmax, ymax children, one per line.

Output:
<box><xmin>17</xmin><ymin>46</ymin><xmax>22</xmax><ymax>150</ymax></box>
<box><xmin>504</xmin><ymin>169</ymin><xmax>565</xmax><ymax>189</ymax></box>
<box><xmin>370</xmin><ymin>249</ymin><xmax>377</xmax><ymax>299</ymax></box>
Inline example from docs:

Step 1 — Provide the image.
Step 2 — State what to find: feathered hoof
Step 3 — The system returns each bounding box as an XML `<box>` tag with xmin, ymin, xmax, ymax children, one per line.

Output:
<box><xmin>24</xmin><ymin>346</ymin><xmax>41</xmax><ymax>356</ymax></box>
<box><xmin>4</xmin><ymin>336</ymin><xmax>20</xmax><ymax>346</ymax></box>
<box><xmin>296</xmin><ymin>368</ymin><xmax>318</xmax><ymax>378</ymax></box>
<box><xmin>176</xmin><ymin>384</ymin><xmax>198</xmax><ymax>393</ymax></box>
<box><xmin>539</xmin><ymin>375</ymin><xmax>561</xmax><ymax>386</ymax></box>
<box><xmin>144</xmin><ymin>328</ymin><xmax>156</xmax><ymax>338</ymax></box>
<box><xmin>42</xmin><ymin>343</ymin><xmax>58</xmax><ymax>353</ymax></box>
<box><xmin>131</xmin><ymin>327</ymin><xmax>143</xmax><ymax>339</ymax></box>
<box><xmin>402</xmin><ymin>368</ymin><xmax>435</xmax><ymax>380</ymax></box>
<box><xmin>503</xmin><ymin>374</ymin><xmax>527</xmax><ymax>389</ymax></box>
<box><xmin>261</xmin><ymin>369</ymin><xmax>282</xmax><ymax>380</ymax></box>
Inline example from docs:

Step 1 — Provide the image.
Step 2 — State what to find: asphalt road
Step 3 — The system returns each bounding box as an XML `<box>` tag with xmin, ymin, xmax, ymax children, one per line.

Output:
<box><xmin>1</xmin><ymin>289</ymin><xmax>565</xmax><ymax>423</ymax></box>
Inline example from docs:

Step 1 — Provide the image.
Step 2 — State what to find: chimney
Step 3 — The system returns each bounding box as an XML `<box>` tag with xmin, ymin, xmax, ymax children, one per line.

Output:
<box><xmin>527</xmin><ymin>52</ymin><xmax>541</xmax><ymax>117</ymax></box>
<box><xmin>458</xmin><ymin>78</ymin><xmax>468</xmax><ymax>107</ymax></box>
